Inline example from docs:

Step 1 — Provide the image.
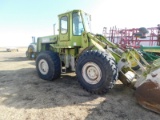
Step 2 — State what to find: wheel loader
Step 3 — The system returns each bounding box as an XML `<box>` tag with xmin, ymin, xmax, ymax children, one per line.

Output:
<box><xmin>26</xmin><ymin>36</ymin><xmax>37</xmax><ymax>59</ymax></box>
<box><xmin>35</xmin><ymin>10</ymin><xmax>160</xmax><ymax>114</ymax></box>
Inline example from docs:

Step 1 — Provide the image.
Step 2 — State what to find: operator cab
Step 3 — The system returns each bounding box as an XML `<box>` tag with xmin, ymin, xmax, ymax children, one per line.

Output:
<box><xmin>58</xmin><ymin>10</ymin><xmax>91</xmax><ymax>47</ymax></box>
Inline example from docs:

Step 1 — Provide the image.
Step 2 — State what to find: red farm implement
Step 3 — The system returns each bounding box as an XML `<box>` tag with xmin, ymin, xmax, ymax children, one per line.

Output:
<box><xmin>102</xmin><ymin>25</ymin><xmax>160</xmax><ymax>49</ymax></box>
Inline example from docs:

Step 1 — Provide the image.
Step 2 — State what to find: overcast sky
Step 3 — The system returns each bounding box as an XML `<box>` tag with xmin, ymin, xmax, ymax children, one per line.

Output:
<box><xmin>0</xmin><ymin>0</ymin><xmax>159</xmax><ymax>47</ymax></box>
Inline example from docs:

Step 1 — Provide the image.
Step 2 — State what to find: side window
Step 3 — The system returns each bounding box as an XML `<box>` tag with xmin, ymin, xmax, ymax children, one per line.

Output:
<box><xmin>60</xmin><ymin>16</ymin><xmax>68</xmax><ymax>34</ymax></box>
<box><xmin>73</xmin><ymin>12</ymin><xmax>84</xmax><ymax>36</ymax></box>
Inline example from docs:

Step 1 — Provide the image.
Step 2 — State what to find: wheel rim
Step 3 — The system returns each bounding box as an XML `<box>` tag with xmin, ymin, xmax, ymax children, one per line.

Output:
<box><xmin>127</xmin><ymin>51</ymin><xmax>140</xmax><ymax>68</ymax></box>
<box><xmin>82</xmin><ymin>62</ymin><xmax>102</xmax><ymax>84</ymax></box>
<box><xmin>38</xmin><ymin>59</ymin><xmax>49</xmax><ymax>75</ymax></box>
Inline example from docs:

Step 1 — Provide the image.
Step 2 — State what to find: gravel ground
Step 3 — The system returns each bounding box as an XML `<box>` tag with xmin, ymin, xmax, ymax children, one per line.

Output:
<box><xmin>0</xmin><ymin>47</ymin><xmax>159</xmax><ymax>120</ymax></box>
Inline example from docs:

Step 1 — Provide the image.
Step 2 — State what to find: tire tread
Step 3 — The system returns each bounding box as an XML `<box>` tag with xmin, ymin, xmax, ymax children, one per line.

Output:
<box><xmin>76</xmin><ymin>50</ymin><xmax>118</xmax><ymax>94</ymax></box>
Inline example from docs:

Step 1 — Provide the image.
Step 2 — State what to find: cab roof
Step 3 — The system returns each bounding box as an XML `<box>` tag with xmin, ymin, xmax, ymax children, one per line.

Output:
<box><xmin>58</xmin><ymin>9</ymin><xmax>83</xmax><ymax>17</ymax></box>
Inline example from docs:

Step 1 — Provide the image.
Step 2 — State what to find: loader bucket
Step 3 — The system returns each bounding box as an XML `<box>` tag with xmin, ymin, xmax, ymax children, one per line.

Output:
<box><xmin>135</xmin><ymin>68</ymin><xmax>160</xmax><ymax>114</ymax></box>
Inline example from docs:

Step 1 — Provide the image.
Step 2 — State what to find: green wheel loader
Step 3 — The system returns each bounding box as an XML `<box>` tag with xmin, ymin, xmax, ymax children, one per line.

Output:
<box><xmin>34</xmin><ymin>9</ymin><xmax>160</xmax><ymax>113</ymax></box>
<box><xmin>34</xmin><ymin>10</ymin><xmax>160</xmax><ymax>113</ymax></box>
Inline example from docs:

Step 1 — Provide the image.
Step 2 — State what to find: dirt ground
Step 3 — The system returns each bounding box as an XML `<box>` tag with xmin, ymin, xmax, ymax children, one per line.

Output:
<box><xmin>0</xmin><ymin>47</ymin><xmax>159</xmax><ymax>120</ymax></box>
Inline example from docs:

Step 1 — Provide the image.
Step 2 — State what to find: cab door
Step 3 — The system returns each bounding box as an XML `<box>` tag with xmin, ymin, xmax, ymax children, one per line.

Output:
<box><xmin>71</xmin><ymin>12</ymin><xmax>84</xmax><ymax>47</ymax></box>
<box><xmin>59</xmin><ymin>14</ymin><xmax>69</xmax><ymax>41</ymax></box>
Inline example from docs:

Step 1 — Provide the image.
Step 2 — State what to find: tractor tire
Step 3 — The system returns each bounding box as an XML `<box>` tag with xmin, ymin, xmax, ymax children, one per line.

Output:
<box><xmin>26</xmin><ymin>51</ymin><xmax>29</xmax><ymax>58</ymax></box>
<box><xmin>36</xmin><ymin>51</ymin><xmax>61</xmax><ymax>81</ymax></box>
<box><xmin>132</xmin><ymin>65</ymin><xmax>140</xmax><ymax>71</ymax></box>
<box><xmin>28</xmin><ymin>44</ymin><xmax>36</xmax><ymax>52</ymax></box>
<box><xmin>127</xmin><ymin>50</ymin><xmax>142</xmax><ymax>71</ymax></box>
<box><xmin>76</xmin><ymin>50</ymin><xmax>118</xmax><ymax>94</ymax></box>
<box><xmin>131</xmin><ymin>51</ymin><xmax>144</xmax><ymax>70</ymax></box>
<box><xmin>131</xmin><ymin>59</ymin><xmax>143</xmax><ymax>71</ymax></box>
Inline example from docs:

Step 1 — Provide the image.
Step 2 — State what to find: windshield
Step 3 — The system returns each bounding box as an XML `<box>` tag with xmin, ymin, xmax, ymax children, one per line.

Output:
<box><xmin>73</xmin><ymin>12</ymin><xmax>84</xmax><ymax>35</ymax></box>
<box><xmin>82</xmin><ymin>12</ymin><xmax>91</xmax><ymax>32</ymax></box>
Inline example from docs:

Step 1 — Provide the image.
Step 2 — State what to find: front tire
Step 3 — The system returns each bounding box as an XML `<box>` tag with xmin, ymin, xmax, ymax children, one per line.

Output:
<box><xmin>127</xmin><ymin>51</ymin><xmax>142</xmax><ymax>70</ymax></box>
<box><xmin>76</xmin><ymin>50</ymin><xmax>118</xmax><ymax>94</ymax></box>
<box><xmin>36</xmin><ymin>51</ymin><xmax>61</xmax><ymax>81</ymax></box>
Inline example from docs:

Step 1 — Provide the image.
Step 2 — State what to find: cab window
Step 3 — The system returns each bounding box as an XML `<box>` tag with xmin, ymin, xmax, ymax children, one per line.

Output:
<box><xmin>60</xmin><ymin>16</ymin><xmax>68</xmax><ymax>34</ymax></box>
<box><xmin>73</xmin><ymin>12</ymin><xmax>84</xmax><ymax>35</ymax></box>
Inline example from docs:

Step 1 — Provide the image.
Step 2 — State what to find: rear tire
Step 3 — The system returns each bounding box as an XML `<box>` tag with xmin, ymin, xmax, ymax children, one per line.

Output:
<box><xmin>26</xmin><ymin>51</ymin><xmax>29</xmax><ymax>58</ymax></box>
<box><xmin>36</xmin><ymin>51</ymin><xmax>61</xmax><ymax>81</ymax></box>
<box><xmin>76</xmin><ymin>50</ymin><xmax>118</xmax><ymax>94</ymax></box>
